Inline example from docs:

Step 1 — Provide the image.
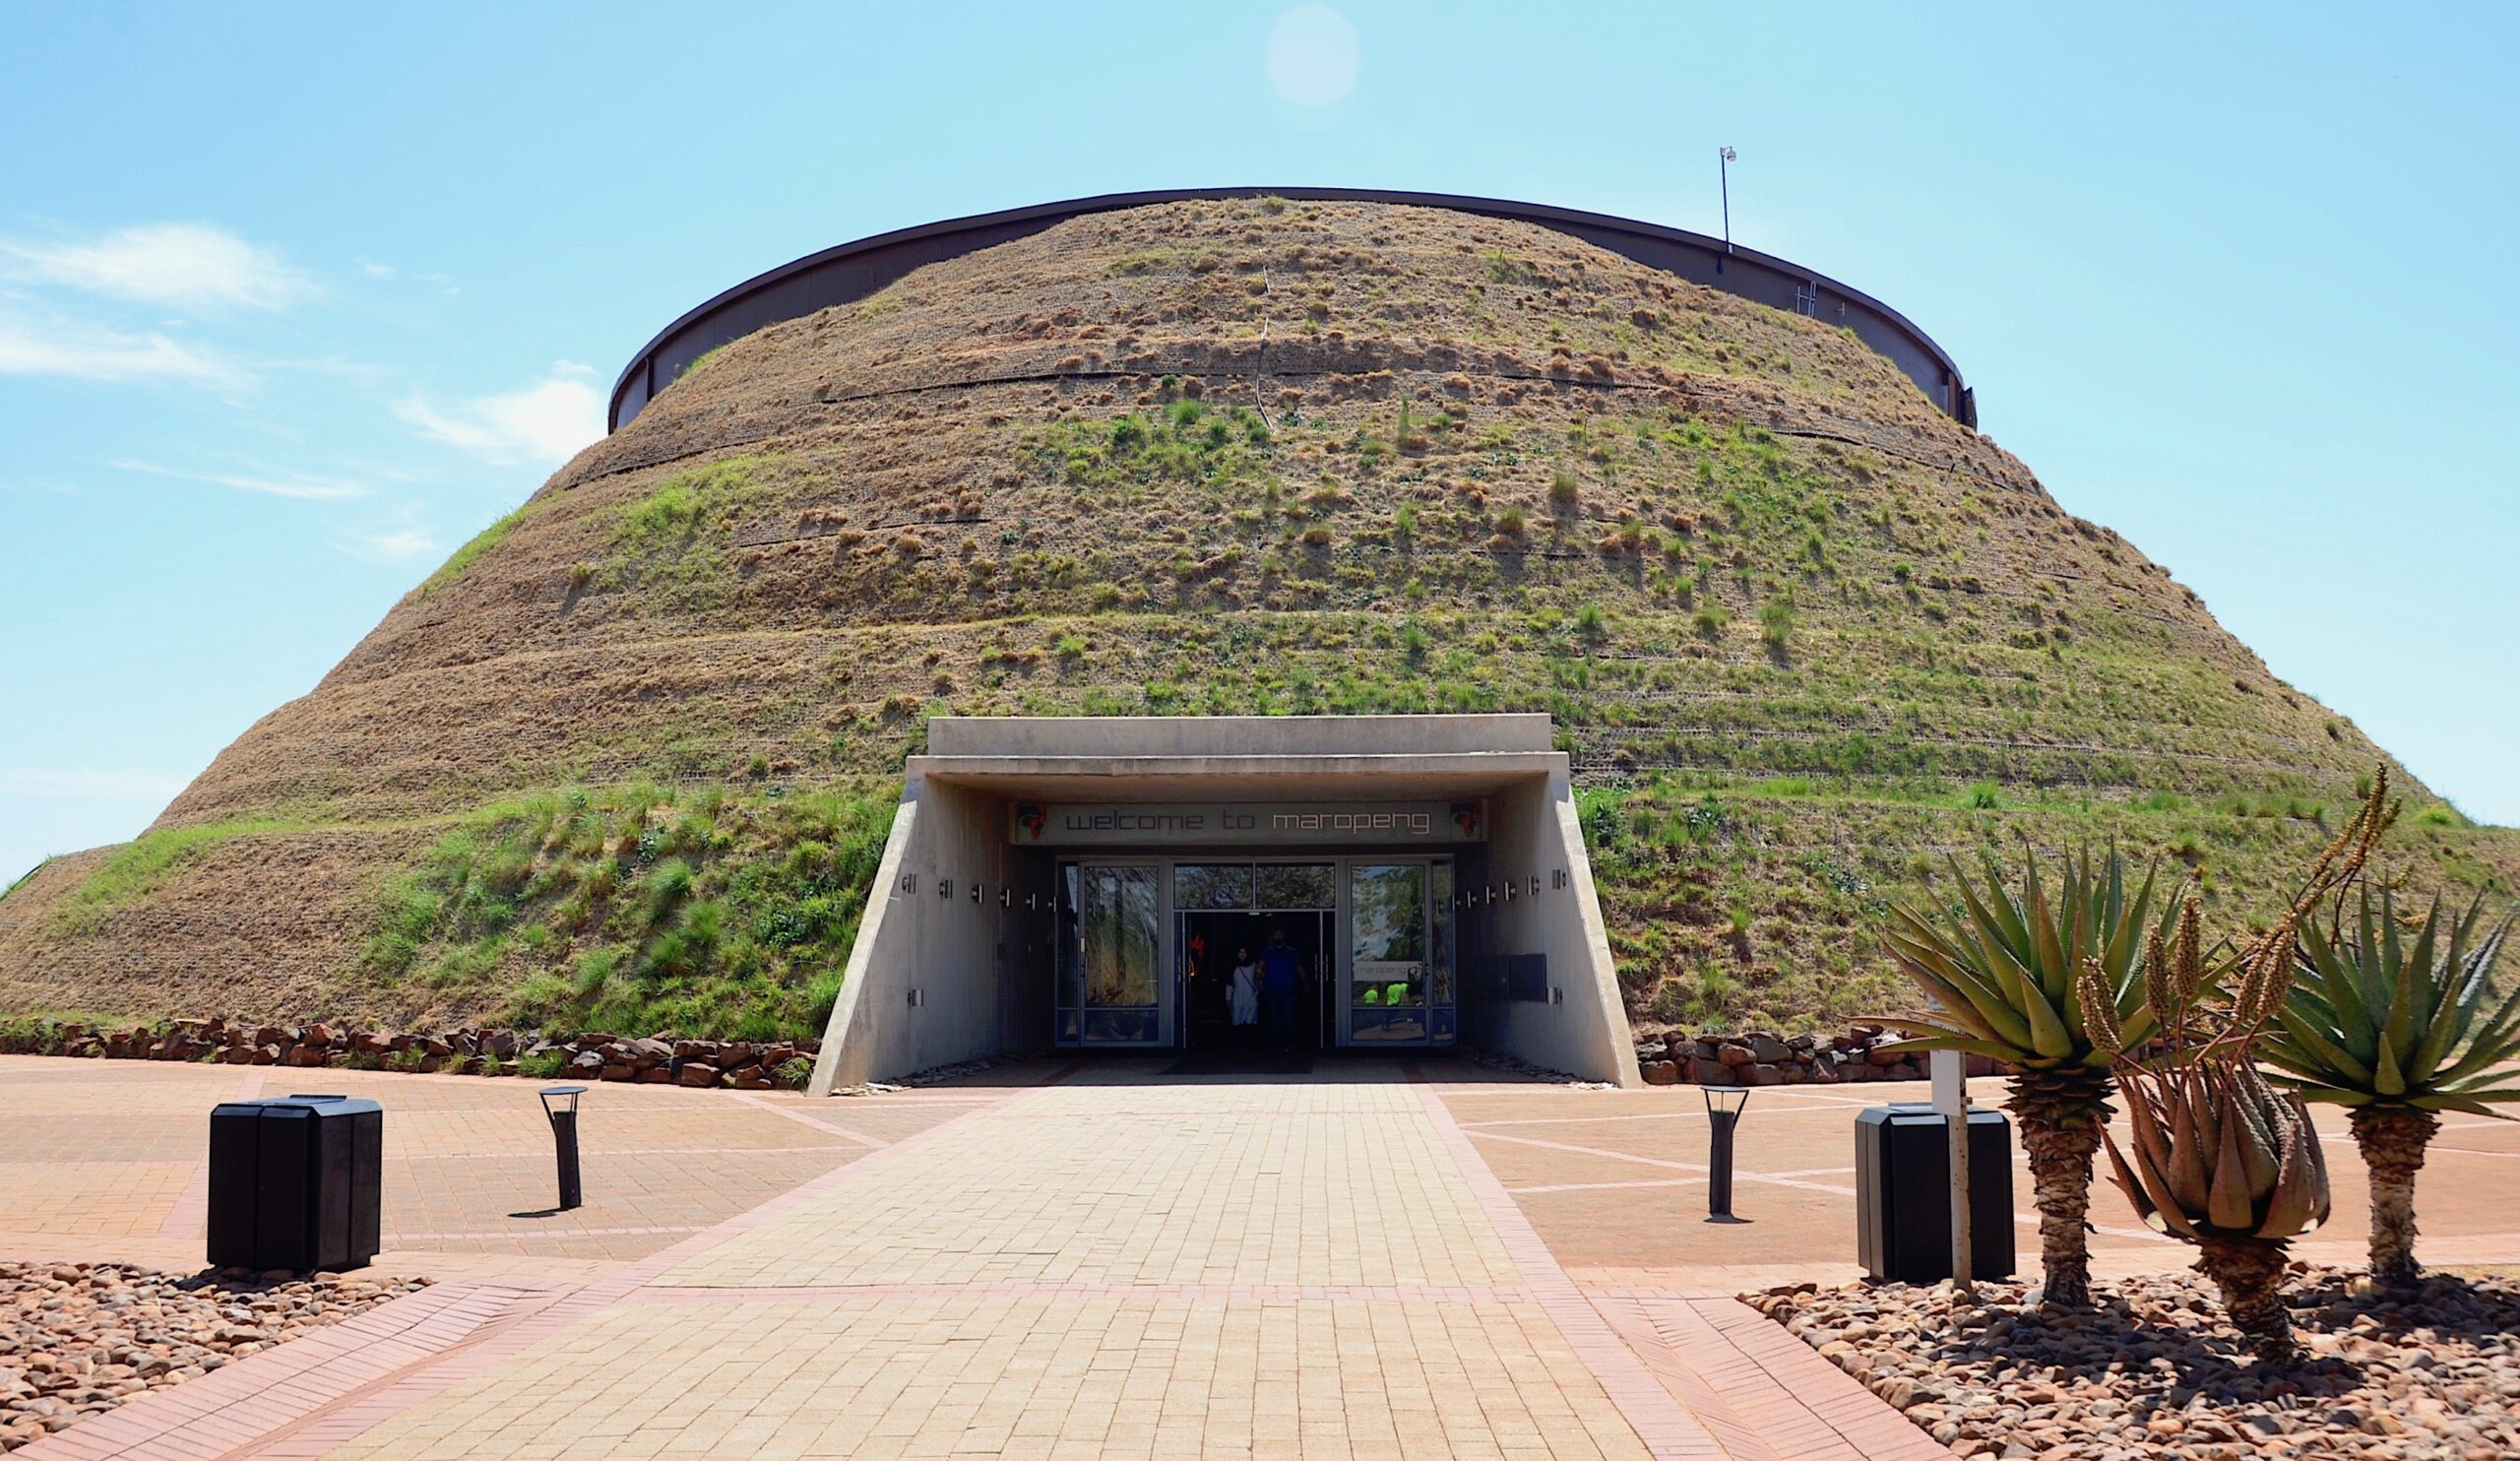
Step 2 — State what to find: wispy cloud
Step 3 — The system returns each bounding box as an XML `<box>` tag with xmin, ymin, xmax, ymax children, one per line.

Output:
<box><xmin>0</xmin><ymin>767</ymin><xmax>191</xmax><ymax>802</ymax></box>
<box><xmin>0</xmin><ymin>310</ymin><xmax>240</xmax><ymax>387</ymax></box>
<box><xmin>0</xmin><ymin>478</ymin><xmax>84</xmax><ymax>498</ymax></box>
<box><xmin>396</xmin><ymin>361</ymin><xmax>602</xmax><ymax>466</ymax></box>
<box><xmin>108</xmin><ymin>458</ymin><xmax>368</xmax><ymax>501</ymax></box>
<box><xmin>328</xmin><ymin>519</ymin><xmax>441</xmax><ymax>563</ymax></box>
<box><xmin>2</xmin><ymin>223</ymin><xmax>306</xmax><ymax>311</ymax></box>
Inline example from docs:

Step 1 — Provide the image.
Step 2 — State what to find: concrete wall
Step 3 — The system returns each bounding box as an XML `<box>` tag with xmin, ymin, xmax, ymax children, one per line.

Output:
<box><xmin>1469</xmin><ymin>770</ymin><xmax>1644</xmax><ymax>1088</ymax></box>
<box><xmin>808</xmin><ymin>716</ymin><xmax>1639</xmax><ymax>1090</ymax></box>
<box><xmin>928</xmin><ymin>714</ymin><xmax>1556</xmax><ymax>758</ymax></box>
<box><xmin>610</xmin><ymin>189</ymin><xmax>1971</xmax><ymax>430</ymax></box>
<box><xmin>804</xmin><ymin>776</ymin><xmax>1011</xmax><ymax>1094</ymax></box>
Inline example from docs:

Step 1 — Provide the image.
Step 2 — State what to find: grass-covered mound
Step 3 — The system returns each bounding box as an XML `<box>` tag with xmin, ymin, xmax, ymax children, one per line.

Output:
<box><xmin>356</xmin><ymin>783</ymin><xmax>893</xmax><ymax>1040</ymax></box>
<box><xmin>1</xmin><ymin>196</ymin><xmax>2509</xmax><ymax>1035</ymax></box>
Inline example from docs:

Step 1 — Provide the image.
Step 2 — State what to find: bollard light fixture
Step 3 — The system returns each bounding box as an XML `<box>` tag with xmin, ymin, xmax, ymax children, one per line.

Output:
<box><xmin>1703</xmin><ymin>1085</ymin><xmax>1748</xmax><ymax>1220</ymax></box>
<box><xmin>538</xmin><ymin>1084</ymin><xmax>589</xmax><ymax>1213</ymax></box>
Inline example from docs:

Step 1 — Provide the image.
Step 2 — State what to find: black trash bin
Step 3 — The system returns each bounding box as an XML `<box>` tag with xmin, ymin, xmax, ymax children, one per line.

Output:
<box><xmin>207</xmin><ymin>1094</ymin><xmax>383</xmax><ymax>1271</ymax></box>
<box><xmin>1854</xmin><ymin>1102</ymin><xmax>2014</xmax><ymax>1283</ymax></box>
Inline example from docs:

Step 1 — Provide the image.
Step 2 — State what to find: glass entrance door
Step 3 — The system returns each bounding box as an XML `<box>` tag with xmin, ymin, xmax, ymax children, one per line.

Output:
<box><xmin>1051</xmin><ymin>857</ymin><xmax>1455</xmax><ymax>1051</ymax></box>
<box><xmin>1057</xmin><ymin>862</ymin><xmax>1164</xmax><ymax>1046</ymax></box>
<box><xmin>1346</xmin><ymin>860</ymin><xmax>1453</xmax><ymax>1044</ymax></box>
<box><xmin>1172</xmin><ymin>861</ymin><xmax>1336</xmax><ymax>1052</ymax></box>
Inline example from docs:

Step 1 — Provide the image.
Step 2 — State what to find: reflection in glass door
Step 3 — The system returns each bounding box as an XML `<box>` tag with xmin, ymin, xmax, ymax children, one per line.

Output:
<box><xmin>1348</xmin><ymin>861</ymin><xmax>1444</xmax><ymax>1043</ymax></box>
<box><xmin>1057</xmin><ymin>862</ymin><xmax>1163</xmax><ymax>1045</ymax></box>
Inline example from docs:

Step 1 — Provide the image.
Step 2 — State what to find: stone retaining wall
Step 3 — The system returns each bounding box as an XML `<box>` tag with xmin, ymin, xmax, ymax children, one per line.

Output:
<box><xmin>0</xmin><ymin>1014</ymin><xmax>1986</xmax><ymax>1091</ymax></box>
<box><xmin>0</xmin><ymin>1017</ymin><xmax>819</xmax><ymax>1090</ymax></box>
<box><xmin>1632</xmin><ymin>1026</ymin><xmax>2000</xmax><ymax>1086</ymax></box>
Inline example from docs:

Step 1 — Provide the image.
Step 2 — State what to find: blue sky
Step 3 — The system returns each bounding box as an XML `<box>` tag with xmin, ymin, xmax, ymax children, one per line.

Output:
<box><xmin>3</xmin><ymin>2</ymin><xmax>2514</xmax><ymax>883</ymax></box>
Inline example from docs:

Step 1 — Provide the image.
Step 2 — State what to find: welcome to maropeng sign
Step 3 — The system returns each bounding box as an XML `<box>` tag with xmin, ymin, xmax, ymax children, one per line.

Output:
<box><xmin>1010</xmin><ymin>801</ymin><xmax>1486</xmax><ymax>847</ymax></box>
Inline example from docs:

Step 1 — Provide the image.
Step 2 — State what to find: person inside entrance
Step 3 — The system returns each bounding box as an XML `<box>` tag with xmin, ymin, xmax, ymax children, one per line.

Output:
<box><xmin>1228</xmin><ymin>945</ymin><xmax>1260</xmax><ymax>1048</ymax></box>
<box><xmin>1181</xmin><ymin>906</ymin><xmax>1327</xmax><ymax>1052</ymax></box>
<box><xmin>1257</xmin><ymin>926</ymin><xmax>1307</xmax><ymax>1052</ymax></box>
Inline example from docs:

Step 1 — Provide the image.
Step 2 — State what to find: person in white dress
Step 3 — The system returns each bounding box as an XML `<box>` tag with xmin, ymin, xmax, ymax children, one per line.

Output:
<box><xmin>1228</xmin><ymin>947</ymin><xmax>1261</xmax><ymax>1049</ymax></box>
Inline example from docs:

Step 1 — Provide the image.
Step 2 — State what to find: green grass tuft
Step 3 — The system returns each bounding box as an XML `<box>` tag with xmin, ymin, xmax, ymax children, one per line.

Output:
<box><xmin>418</xmin><ymin>502</ymin><xmax>535</xmax><ymax>598</ymax></box>
<box><xmin>1</xmin><ymin>857</ymin><xmax>51</xmax><ymax>905</ymax></box>
<box><xmin>354</xmin><ymin>782</ymin><xmax>896</xmax><ymax>1040</ymax></box>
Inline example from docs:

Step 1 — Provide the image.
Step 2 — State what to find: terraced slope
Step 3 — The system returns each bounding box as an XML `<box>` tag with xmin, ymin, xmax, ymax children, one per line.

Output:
<box><xmin>2</xmin><ymin>197</ymin><xmax>2509</xmax><ymax>1039</ymax></box>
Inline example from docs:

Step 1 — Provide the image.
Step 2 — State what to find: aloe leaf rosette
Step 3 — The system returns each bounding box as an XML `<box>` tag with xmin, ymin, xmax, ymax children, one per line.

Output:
<box><xmin>2103</xmin><ymin>1058</ymin><xmax>2331</xmax><ymax>1362</ymax></box>
<box><xmin>1873</xmin><ymin>845</ymin><xmax>2179</xmax><ymax>1309</ymax></box>
<box><xmin>2259</xmin><ymin>886</ymin><xmax>2518</xmax><ymax>1284</ymax></box>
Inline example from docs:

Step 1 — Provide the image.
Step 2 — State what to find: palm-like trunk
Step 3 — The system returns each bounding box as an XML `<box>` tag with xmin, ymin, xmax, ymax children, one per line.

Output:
<box><xmin>2194</xmin><ymin>1235</ymin><xmax>2298</xmax><ymax>1364</ymax></box>
<box><xmin>2008</xmin><ymin>1065</ymin><xmax>2113</xmax><ymax>1309</ymax></box>
<box><xmin>2351</xmin><ymin>1107</ymin><xmax>2439</xmax><ymax>1287</ymax></box>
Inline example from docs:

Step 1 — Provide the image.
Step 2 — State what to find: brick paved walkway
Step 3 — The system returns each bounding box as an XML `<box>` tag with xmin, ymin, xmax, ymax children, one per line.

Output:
<box><xmin>322</xmin><ymin>1068</ymin><xmax>1708</xmax><ymax>1461</ymax></box>
<box><xmin>0</xmin><ymin>1056</ymin><xmax>1943</xmax><ymax>1460</ymax></box>
<box><xmin>10</xmin><ymin>1052</ymin><xmax>2520</xmax><ymax>1458</ymax></box>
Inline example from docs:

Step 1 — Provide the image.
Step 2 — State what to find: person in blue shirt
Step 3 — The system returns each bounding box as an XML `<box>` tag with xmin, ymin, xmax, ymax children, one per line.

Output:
<box><xmin>1258</xmin><ymin>927</ymin><xmax>1305</xmax><ymax>1052</ymax></box>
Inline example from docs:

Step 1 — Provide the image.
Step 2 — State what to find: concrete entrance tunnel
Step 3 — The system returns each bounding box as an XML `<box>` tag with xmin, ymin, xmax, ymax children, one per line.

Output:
<box><xmin>806</xmin><ymin>715</ymin><xmax>1641</xmax><ymax>1092</ymax></box>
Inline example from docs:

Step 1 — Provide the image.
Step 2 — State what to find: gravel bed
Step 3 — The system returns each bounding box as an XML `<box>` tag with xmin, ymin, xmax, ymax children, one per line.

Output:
<box><xmin>1750</xmin><ymin>1267</ymin><xmax>2520</xmax><ymax>1460</ymax></box>
<box><xmin>1</xmin><ymin>1261</ymin><xmax>427</xmax><ymax>1450</ymax></box>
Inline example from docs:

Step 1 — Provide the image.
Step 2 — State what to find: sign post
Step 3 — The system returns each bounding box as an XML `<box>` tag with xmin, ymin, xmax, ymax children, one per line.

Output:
<box><xmin>1930</xmin><ymin>1048</ymin><xmax>1972</xmax><ymax>1293</ymax></box>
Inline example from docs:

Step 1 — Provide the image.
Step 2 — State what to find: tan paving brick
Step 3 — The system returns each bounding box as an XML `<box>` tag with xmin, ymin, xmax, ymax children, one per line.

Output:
<box><xmin>662</xmin><ymin>1082</ymin><xmax>1519</xmax><ymax>1292</ymax></box>
<box><xmin>326</xmin><ymin>1295</ymin><xmax>1656</xmax><ymax>1460</ymax></box>
<box><xmin>312</xmin><ymin>1064</ymin><xmax>1698</xmax><ymax>1460</ymax></box>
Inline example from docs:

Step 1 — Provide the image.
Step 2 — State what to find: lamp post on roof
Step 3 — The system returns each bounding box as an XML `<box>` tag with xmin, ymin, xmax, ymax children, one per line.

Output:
<box><xmin>1719</xmin><ymin>147</ymin><xmax>1738</xmax><ymax>255</ymax></box>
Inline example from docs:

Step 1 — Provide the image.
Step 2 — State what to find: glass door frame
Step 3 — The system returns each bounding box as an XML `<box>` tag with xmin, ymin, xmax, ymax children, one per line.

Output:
<box><xmin>1339</xmin><ymin>857</ymin><xmax>1456</xmax><ymax>1048</ymax></box>
<box><xmin>1052</xmin><ymin>858</ymin><xmax>1171</xmax><ymax>1049</ymax></box>
<box><xmin>1051</xmin><ymin>854</ymin><xmax>1458</xmax><ymax>1053</ymax></box>
<box><xmin>1169</xmin><ymin>858</ymin><xmax>1340</xmax><ymax>1053</ymax></box>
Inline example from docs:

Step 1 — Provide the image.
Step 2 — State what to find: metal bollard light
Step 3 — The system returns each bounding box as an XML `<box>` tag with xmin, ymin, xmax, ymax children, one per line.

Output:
<box><xmin>538</xmin><ymin>1085</ymin><xmax>588</xmax><ymax>1211</ymax></box>
<box><xmin>1703</xmin><ymin>1086</ymin><xmax>1749</xmax><ymax>1220</ymax></box>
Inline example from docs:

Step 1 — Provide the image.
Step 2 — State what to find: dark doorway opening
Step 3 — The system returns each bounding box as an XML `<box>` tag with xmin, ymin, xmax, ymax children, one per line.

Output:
<box><xmin>1179</xmin><ymin>910</ymin><xmax>1328</xmax><ymax>1054</ymax></box>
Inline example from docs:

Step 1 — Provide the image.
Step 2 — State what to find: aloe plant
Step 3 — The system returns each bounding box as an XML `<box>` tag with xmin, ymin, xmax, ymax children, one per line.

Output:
<box><xmin>2080</xmin><ymin>770</ymin><xmax>2396</xmax><ymax>1360</ymax></box>
<box><xmin>2087</xmin><ymin>903</ymin><xmax>2335</xmax><ymax>1361</ymax></box>
<box><xmin>2259</xmin><ymin>887</ymin><xmax>2518</xmax><ymax>1285</ymax></box>
<box><xmin>2103</xmin><ymin>1051</ymin><xmax>2332</xmax><ymax>1362</ymax></box>
<box><xmin>1876</xmin><ymin>846</ymin><xmax>2176</xmax><ymax>1308</ymax></box>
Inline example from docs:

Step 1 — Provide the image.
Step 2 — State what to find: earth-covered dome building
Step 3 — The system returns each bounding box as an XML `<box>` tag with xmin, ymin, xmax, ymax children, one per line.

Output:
<box><xmin>4</xmin><ymin>190</ymin><xmax>2509</xmax><ymax>1085</ymax></box>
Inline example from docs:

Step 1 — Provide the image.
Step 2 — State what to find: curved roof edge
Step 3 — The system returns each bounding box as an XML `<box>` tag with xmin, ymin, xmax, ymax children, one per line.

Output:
<box><xmin>607</xmin><ymin>186</ymin><xmax>1975</xmax><ymax>433</ymax></box>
